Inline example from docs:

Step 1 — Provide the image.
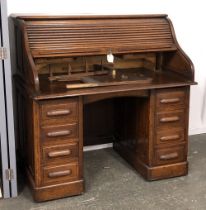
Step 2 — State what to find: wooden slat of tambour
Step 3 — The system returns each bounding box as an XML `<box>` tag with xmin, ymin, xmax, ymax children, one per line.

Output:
<box><xmin>27</xmin><ymin>26</ymin><xmax>170</xmax><ymax>32</ymax></box>
<box><xmin>27</xmin><ymin>28</ymin><xmax>170</xmax><ymax>34</ymax></box>
<box><xmin>32</xmin><ymin>43</ymin><xmax>173</xmax><ymax>48</ymax></box>
<box><xmin>26</xmin><ymin>18</ymin><xmax>167</xmax><ymax>24</ymax></box>
<box><xmin>29</xmin><ymin>38</ymin><xmax>172</xmax><ymax>44</ymax></box>
<box><xmin>28</xmin><ymin>35</ymin><xmax>172</xmax><ymax>43</ymax></box>
<box><xmin>27</xmin><ymin>23</ymin><xmax>168</xmax><ymax>27</ymax></box>
<box><xmin>28</xmin><ymin>33</ymin><xmax>172</xmax><ymax>40</ymax></box>
<box><xmin>26</xmin><ymin>24</ymin><xmax>170</xmax><ymax>30</ymax></box>
<box><xmin>31</xmin><ymin>43</ymin><xmax>174</xmax><ymax>49</ymax></box>
<box><xmin>27</xmin><ymin>28</ymin><xmax>171</xmax><ymax>36</ymax></box>
<box><xmin>28</xmin><ymin>35</ymin><xmax>171</xmax><ymax>42</ymax></box>
<box><xmin>31</xmin><ymin>38</ymin><xmax>172</xmax><ymax>47</ymax></box>
<box><xmin>25</xmin><ymin>17</ymin><xmax>175</xmax><ymax>57</ymax></box>
<box><xmin>32</xmin><ymin>47</ymin><xmax>176</xmax><ymax>56</ymax></box>
<box><xmin>29</xmin><ymin>39</ymin><xmax>172</xmax><ymax>46</ymax></box>
<box><xmin>30</xmin><ymin>44</ymin><xmax>175</xmax><ymax>51</ymax></box>
<box><xmin>26</xmin><ymin>26</ymin><xmax>170</xmax><ymax>32</ymax></box>
<box><xmin>13</xmin><ymin>14</ymin><xmax>168</xmax><ymax>20</ymax></box>
<box><xmin>32</xmin><ymin>49</ymin><xmax>176</xmax><ymax>58</ymax></box>
<box><xmin>26</xmin><ymin>20</ymin><xmax>167</xmax><ymax>24</ymax></box>
<box><xmin>27</xmin><ymin>24</ymin><xmax>169</xmax><ymax>30</ymax></box>
<box><xmin>27</xmin><ymin>29</ymin><xmax>171</xmax><ymax>35</ymax></box>
<box><xmin>27</xmin><ymin>29</ymin><xmax>170</xmax><ymax>35</ymax></box>
<box><xmin>28</xmin><ymin>33</ymin><xmax>171</xmax><ymax>39</ymax></box>
<box><xmin>31</xmin><ymin>43</ymin><xmax>175</xmax><ymax>49</ymax></box>
<box><xmin>28</xmin><ymin>36</ymin><xmax>173</xmax><ymax>43</ymax></box>
<box><xmin>31</xmin><ymin>44</ymin><xmax>173</xmax><ymax>51</ymax></box>
<box><xmin>26</xmin><ymin>22</ymin><xmax>168</xmax><ymax>28</ymax></box>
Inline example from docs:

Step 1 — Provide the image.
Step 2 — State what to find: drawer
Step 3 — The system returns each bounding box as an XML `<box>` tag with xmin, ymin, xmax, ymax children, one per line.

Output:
<box><xmin>42</xmin><ymin>163</ymin><xmax>79</xmax><ymax>185</ymax></box>
<box><xmin>40</xmin><ymin>99</ymin><xmax>78</xmax><ymax>126</ymax></box>
<box><xmin>154</xmin><ymin>146</ymin><xmax>186</xmax><ymax>166</ymax></box>
<box><xmin>156</xmin><ymin>89</ymin><xmax>186</xmax><ymax>112</ymax></box>
<box><xmin>156</xmin><ymin>111</ymin><xmax>185</xmax><ymax>131</ymax></box>
<box><xmin>155</xmin><ymin>129</ymin><xmax>185</xmax><ymax>145</ymax></box>
<box><xmin>41</xmin><ymin>123</ymin><xmax>78</xmax><ymax>145</ymax></box>
<box><xmin>42</xmin><ymin>143</ymin><xmax>78</xmax><ymax>166</ymax></box>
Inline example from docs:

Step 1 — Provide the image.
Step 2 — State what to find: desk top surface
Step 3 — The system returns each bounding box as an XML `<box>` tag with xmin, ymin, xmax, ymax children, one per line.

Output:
<box><xmin>32</xmin><ymin>68</ymin><xmax>195</xmax><ymax>100</ymax></box>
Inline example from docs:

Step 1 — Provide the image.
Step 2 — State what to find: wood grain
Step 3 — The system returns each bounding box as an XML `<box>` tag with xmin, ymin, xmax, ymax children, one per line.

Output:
<box><xmin>24</xmin><ymin>17</ymin><xmax>176</xmax><ymax>58</ymax></box>
<box><xmin>12</xmin><ymin>14</ymin><xmax>195</xmax><ymax>202</ymax></box>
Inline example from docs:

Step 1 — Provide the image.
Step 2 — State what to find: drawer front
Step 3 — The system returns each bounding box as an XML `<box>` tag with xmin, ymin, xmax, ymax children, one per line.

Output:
<box><xmin>154</xmin><ymin>146</ymin><xmax>186</xmax><ymax>166</ymax></box>
<box><xmin>43</xmin><ymin>143</ymin><xmax>78</xmax><ymax>166</ymax></box>
<box><xmin>156</xmin><ymin>129</ymin><xmax>185</xmax><ymax>145</ymax></box>
<box><xmin>156</xmin><ymin>111</ymin><xmax>185</xmax><ymax>131</ymax></box>
<box><xmin>42</xmin><ymin>163</ymin><xmax>79</xmax><ymax>185</ymax></box>
<box><xmin>41</xmin><ymin>123</ymin><xmax>78</xmax><ymax>145</ymax></box>
<box><xmin>40</xmin><ymin>99</ymin><xmax>78</xmax><ymax>126</ymax></box>
<box><xmin>156</xmin><ymin>90</ymin><xmax>186</xmax><ymax>112</ymax></box>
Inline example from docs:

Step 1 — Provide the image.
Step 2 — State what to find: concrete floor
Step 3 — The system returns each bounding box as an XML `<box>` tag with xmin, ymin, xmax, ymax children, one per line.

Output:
<box><xmin>1</xmin><ymin>134</ymin><xmax>206</xmax><ymax>210</ymax></box>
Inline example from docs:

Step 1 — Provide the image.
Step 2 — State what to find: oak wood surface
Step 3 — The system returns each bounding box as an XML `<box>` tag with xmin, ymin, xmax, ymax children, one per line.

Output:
<box><xmin>13</xmin><ymin>14</ymin><xmax>196</xmax><ymax>201</ymax></box>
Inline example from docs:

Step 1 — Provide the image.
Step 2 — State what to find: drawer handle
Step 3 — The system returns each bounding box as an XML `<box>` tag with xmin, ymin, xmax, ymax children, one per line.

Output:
<box><xmin>48</xmin><ymin>149</ymin><xmax>71</xmax><ymax>158</ymax></box>
<box><xmin>160</xmin><ymin>116</ymin><xmax>180</xmax><ymax>123</ymax></box>
<box><xmin>47</xmin><ymin>109</ymin><xmax>71</xmax><ymax>117</ymax></box>
<box><xmin>160</xmin><ymin>152</ymin><xmax>178</xmax><ymax>160</ymax></box>
<box><xmin>48</xmin><ymin>170</ymin><xmax>71</xmax><ymax>178</ymax></box>
<box><xmin>160</xmin><ymin>134</ymin><xmax>180</xmax><ymax>141</ymax></box>
<box><xmin>47</xmin><ymin>130</ymin><xmax>71</xmax><ymax>137</ymax></box>
<box><xmin>160</xmin><ymin>98</ymin><xmax>180</xmax><ymax>104</ymax></box>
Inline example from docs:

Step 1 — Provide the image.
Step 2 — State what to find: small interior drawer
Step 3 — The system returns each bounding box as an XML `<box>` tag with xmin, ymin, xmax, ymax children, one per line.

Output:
<box><xmin>42</xmin><ymin>143</ymin><xmax>78</xmax><ymax>166</ymax></box>
<box><xmin>41</xmin><ymin>123</ymin><xmax>78</xmax><ymax>145</ymax></box>
<box><xmin>155</xmin><ymin>129</ymin><xmax>185</xmax><ymax>145</ymax></box>
<box><xmin>154</xmin><ymin>146</ymin><xmax>186</xmax><ymax>166</ymax></box>
<box><xmin>156</xmin><ymin>89</ymin><xmax>186</xmax><ymax>112</ymax></box>
<box><xmin>42</xmin><ymin>163</ymin><xmax>79</xmax><ymax>185</ymax></box>
<box><xmin>40</xmin><ymin>98</ymin><xmax>78</xmax><ymax>126</ymax></box>
<box><xmin>155</xmin><ymin>111</ymin><xmax>185</xmax><ymax>131</ymax></box>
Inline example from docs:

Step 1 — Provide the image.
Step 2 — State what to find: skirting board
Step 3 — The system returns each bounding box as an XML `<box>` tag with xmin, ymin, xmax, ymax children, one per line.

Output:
<box><xmin>189</xmin><ymin>127</ymin><xmax>206</xmax><ymax>136</ymax></box>
<box><xmin>84</xmin><ymin>143</ymin><xmax>113</xmax><ymax>152</ymax></box>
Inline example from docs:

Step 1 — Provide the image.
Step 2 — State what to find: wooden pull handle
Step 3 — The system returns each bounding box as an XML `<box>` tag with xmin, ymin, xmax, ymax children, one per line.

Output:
<box><xmin>160</xmin><ymin>152</ymin><xmax>178</xmax><ymax>160</ymax></box>
<box><xmin>160</xmin><ymin>116</ymin><xmax>180</xmax><ymax>123</ymax></box>
<box><xmin>160</xmin><ymin>98</ymin><xmax>180</xmax><ymax>104</ymax></box>
<box><xmin>48</xmin><ymin>149</ymin><xmax>71</xmax><ymax>158</ymax></box>
<box><xmin>47</xmin><ymin>109</ymin><xmax>71</xmax><ymax>117</ymax></box>
<box><xmin>160</xmin><ymin>135</ymin><xmax>180</xmax><ymax>141</ymax></box>
<box><xmin>48</xmin><ymin>170</ymin><xmax>71</xmax><ymax>178</ymax></box>
<box><xmin>47</xmin><ymin>130</ymin><xmax>71</xmax><ymax>137</ymax></box>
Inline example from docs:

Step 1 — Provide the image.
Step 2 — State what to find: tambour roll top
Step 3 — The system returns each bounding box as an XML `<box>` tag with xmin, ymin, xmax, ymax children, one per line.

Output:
<box><xmin>16</xmin><ymin>15</ymin><xmax>176</xmax><ymax>58</ymax></box>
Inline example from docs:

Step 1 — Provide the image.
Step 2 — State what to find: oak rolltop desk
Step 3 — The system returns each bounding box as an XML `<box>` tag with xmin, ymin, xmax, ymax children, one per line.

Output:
<box><xmin>12</xmin><ymin>14</ymin><xmax>196</xmax><ymax>201</ymax></box>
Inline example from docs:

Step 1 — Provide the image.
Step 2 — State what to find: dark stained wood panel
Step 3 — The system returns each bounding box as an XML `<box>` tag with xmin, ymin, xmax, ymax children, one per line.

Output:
<box><xmin>25</xmin><ymin>18</ymin><xmax>176</xmax><ymax>57</ymax></box>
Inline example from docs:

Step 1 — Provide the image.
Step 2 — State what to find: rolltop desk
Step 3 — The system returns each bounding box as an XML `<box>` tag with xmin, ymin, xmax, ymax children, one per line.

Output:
<box><xmin>12</xmin><ymin>14</ymin><xmax>196</xmax><ymax>201</ymax></box>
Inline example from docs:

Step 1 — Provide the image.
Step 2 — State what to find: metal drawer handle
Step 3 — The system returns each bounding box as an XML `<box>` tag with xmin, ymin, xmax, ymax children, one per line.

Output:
<box><xmin>160</xmin><ymin>152</ymin><xmax>178</xmax><ymax>160</ymax></box>
<box><xmin>160</xmin><ymin>116</ymin><xmax>180</xmax><ymax>123</ymax></box>
<box><xmin>160</xmin><ymin>98</ymin><xmax>180</xmax><ymax>104</ymax></box>
<box><xmin>47</xmin><ymin>130</ymin><xmax>71</xmax><ymax>137</ymax></box>
<box><xmin>48</xmin><ymin>170</ymin><xmax>71</xmax><ymax>178</ymax></box>
<box><xmin>48</xmin><ymin>149</ymin><xmax>71</xmax><ymax>158</ymax></box>
<box><xmin>160</xmin><ymin>135</ymin><xmax>180</xmax><ymax>141</ymax></box>
<box><xmin>47</xmin><ymin>109</ymin><xmax>71</xmax><ymax>117</ymax></box>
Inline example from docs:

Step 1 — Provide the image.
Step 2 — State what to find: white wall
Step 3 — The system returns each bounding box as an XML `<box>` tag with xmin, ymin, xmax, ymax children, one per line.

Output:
<box><xmin>7</xmin><ymin>0</ymin><xmax>206</xmax><ymax>135</ymax></box>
